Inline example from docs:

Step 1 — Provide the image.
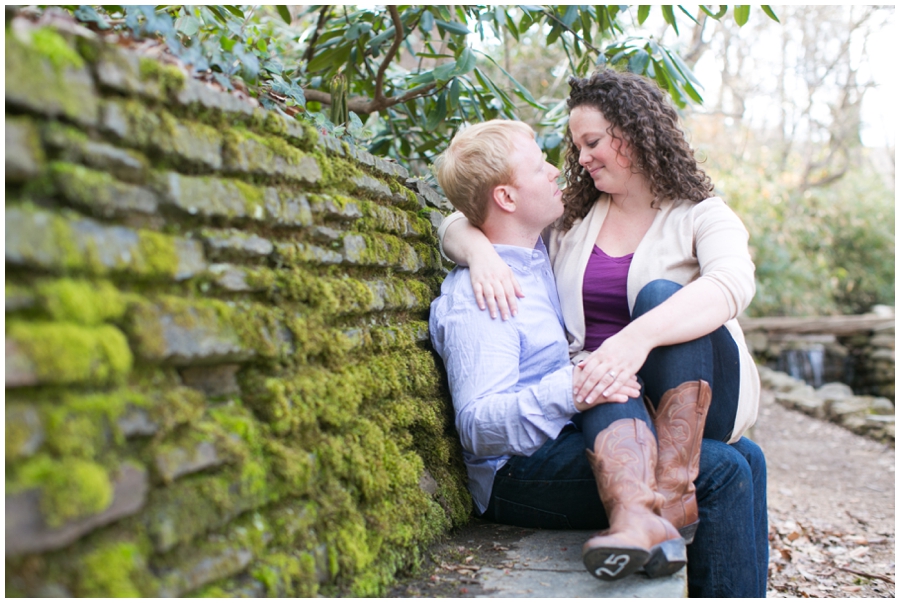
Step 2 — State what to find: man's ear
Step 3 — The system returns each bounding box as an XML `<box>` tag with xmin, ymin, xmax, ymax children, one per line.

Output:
<box><xmin>490</xmin><ymin>184</ymin><xmax>517</xmax><ymax>214</ymax></box>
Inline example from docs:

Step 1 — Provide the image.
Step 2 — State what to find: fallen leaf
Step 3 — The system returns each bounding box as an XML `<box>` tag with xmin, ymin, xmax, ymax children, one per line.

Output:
<box><xmin>841</xmin><ymin>585</ymin><xmax>862</xmax><ymax>593</ymax></box>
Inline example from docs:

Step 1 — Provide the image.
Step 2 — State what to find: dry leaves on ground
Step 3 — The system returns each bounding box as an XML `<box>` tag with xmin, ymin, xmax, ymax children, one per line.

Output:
<box><xmin>768</xmin><ymin>515</ymin><xmax>895</xmax><ymax>598</ymax></box>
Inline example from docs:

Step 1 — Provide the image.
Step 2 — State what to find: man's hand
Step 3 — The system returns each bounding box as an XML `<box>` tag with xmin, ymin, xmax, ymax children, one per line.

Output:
<box><xmin>572</xmin><ymin>364</ymin><xmax>641</xmax><ymax>412</ymax></box>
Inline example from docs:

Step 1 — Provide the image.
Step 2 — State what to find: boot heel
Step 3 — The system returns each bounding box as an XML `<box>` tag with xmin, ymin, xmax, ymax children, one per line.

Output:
<box><xmin>643</xmin><ymin>538</ymin><xmax>687</xmax><ymax>578</ymax></box>
<box><xmin>583</xmin><ymin>546</ymin><xmax>649</xmax><ymax>581</ymax></box>
<box><xmin>679</xmin><ymin>520</ymin><xmax>699</xmax><ymax>545</ymax></box>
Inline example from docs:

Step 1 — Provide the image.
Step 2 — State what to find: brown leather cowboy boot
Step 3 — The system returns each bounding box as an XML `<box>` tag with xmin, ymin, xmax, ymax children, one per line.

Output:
<box><xmin>582</xmin><ymin>418</ymin><xmax>686</xmax><ymax>581</ymax></box>
<box><xmin>649</xmin><ymin>380</ymin><xmax>712</xmax><ymax>545</ymax></box>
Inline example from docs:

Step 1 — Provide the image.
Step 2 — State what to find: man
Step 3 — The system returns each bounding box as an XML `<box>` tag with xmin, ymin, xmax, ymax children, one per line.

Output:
<box><xmin>429</xmin><ymin>120</ymin><xmax>767</xmax><ymax>595</ymax></box>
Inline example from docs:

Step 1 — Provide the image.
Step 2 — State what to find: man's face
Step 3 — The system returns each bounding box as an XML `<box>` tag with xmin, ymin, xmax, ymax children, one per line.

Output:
<box><xmin>505</xmin><ymin>133</ymin><xmax>564</xmax><ymax>230</ymax></box>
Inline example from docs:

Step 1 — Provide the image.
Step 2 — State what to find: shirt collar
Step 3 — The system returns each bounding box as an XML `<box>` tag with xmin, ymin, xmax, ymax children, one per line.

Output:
<box><xmin>492</xmin><ymin>237</ymin><xmax>548</xmax><ymax>272</ymax></box>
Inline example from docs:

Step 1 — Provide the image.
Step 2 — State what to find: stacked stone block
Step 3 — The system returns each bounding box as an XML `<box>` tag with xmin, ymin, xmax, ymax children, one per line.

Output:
<box><xmin>5</xmin><ymin>21</ymin><xmax>467</xmax><ymax>597</ymax></box>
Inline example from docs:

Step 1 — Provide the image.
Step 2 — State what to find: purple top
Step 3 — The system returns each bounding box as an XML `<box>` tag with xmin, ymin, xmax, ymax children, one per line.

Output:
<box><xmin>583</xmin><ymin>245</ymin><xmax>633</xmax><ymax>351</ymax></box>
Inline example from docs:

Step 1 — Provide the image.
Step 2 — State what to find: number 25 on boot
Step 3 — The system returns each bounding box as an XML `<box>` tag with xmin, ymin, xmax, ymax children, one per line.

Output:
<box><xmin>582</xmin><ymin>418</ymin><xmax>687</xmax><ymax>581</ymax></box>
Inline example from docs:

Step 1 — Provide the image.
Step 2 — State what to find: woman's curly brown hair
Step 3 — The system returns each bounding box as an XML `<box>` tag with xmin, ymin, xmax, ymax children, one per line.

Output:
<box><xmin>559</xmin><ymin>69</ymin><xmax>714</xmax><ymax>231</ymax></box>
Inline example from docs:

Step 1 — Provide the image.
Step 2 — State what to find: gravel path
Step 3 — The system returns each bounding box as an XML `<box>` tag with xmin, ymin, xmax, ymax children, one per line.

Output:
<box><xmin>754</xmin><ymin>388</ymin><xmax>895</xmax><ymax>597</ymax></box>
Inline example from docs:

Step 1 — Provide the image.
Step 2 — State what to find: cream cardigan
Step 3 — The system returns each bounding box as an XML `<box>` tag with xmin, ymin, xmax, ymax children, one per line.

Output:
<box><xmin>439</xmin><ymin>196</ymin><xmax>760</xmax><ymax>443</ymax></box>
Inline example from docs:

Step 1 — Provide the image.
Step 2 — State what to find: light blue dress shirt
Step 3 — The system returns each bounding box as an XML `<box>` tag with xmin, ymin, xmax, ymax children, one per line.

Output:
<box><xmin>429</xmin><ymin>238</ymin><xmax>576</xmax><ymax>514</ymax></box>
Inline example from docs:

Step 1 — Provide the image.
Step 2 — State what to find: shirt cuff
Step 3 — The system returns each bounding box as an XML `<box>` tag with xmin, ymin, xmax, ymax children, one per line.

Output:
<box><xmin>536</xmin><ymin>363</ymin><xmax>576</xmax><ymax>423</ymax></box>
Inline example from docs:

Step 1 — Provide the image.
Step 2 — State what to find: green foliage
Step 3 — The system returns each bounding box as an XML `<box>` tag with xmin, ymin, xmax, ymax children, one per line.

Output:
<box><xmin>62</xmin><ymin>5</ymin><xmax>777</xmax><ymax>174</ymax></box>
<box><xmin>706</xmin><ymin>126</ymin><xmax>894</xmax><ymax>316</ymax></box>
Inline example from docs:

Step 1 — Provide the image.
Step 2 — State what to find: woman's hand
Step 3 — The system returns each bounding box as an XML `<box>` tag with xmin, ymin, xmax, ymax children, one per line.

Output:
<box><xmin>572</xmin><ymin>366</ymin><xmax>641</xmax><ymax>412</ymax></box>
<box><xmin>573</xmin><ymin>329</ymin><xmax>653</xmax><ymax>404</ymax></box>
<box><xmin>469</xmin><ymin>250</ymin><xmax>525</xmax><ymax>320</ymax></box>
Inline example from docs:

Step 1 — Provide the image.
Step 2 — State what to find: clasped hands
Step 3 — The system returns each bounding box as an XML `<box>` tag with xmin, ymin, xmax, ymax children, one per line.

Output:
<box><xmin>572</xmin><ymin>330</ymin><xmax>651</xmax><ymax>411</ymax></box>
<box><xmin>466</xmin><ymin>256</ymin><xmax>651</xmax><ymax>411</ymax></box>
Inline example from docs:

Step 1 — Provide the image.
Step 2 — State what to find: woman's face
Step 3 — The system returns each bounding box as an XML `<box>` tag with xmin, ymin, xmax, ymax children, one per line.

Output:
<box><xmin>568</xmin><ymin>105</ymin><xmax>634</xmax><ymax>196</ymax></box>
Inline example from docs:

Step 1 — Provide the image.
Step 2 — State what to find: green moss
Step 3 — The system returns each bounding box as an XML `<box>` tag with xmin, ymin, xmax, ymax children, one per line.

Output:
<box><xmin>152</xmin><ymin>386</ymin><xmax>206</xmax><ymax>436</ymax></box>
<box><xmin>138</xmin><ymin>56</ymin><xmax>186</xmax><ymax>96</ymax></box>
<box><xmin>115</xmin><ymin>99</ymin><xmax>220</xmax><ymax>166</ymax></box>
<box><xmin>116</xmin><ymin>98</ymin><xmax>159</xmax><ymax>147</ymax></box>
<box><xmin>205</xmin><ymin>402</ymin><xmax>270</xmax><ymax>497</ymax></box>
<box><xmin>244</xmin><ymin>349</ymin><xmax>441</xmax><ymax>438</ymax></box>
<box><xmin>41</xmin><ymin>120</ymin><xmax>89</xmax><ymax>150</ymax></box>
<box><xmin>232</xmin><ymin>179</ymin><xmax>267</xmax><ymax>218</ymax></box>
<box><xmin>315</xmin><ymin>152</ymin><xmax>363</xmax><ymax>190</ymax></box>
<box><xmin>30</xmin><ymin>27</ymin><xmax>85</xmax><ymax>71</ymax></box>
<box><xmin>5</xmin><ymin>403</ymin><xmax>43</xmax><ymax>459</ymax></box>
<box><xmin>267</xmin><ymin>267</ymin><xmax>374</xmax><ymax>315</ymax></box>
<box><xmin>79</xmin><ymin>541</ymin><xmax>144</xmax><ymax>597</ymax></box>
<box><xmin>74</xmin><ymin>35</ymin><xmax>101</xmax><ymax>64</ymax></box>
<box><xmin>252</xmin><ymin>551</ymin><xmax>318</xmax><ymax>597</ymax></box>
<box><xmin>5</xmin><ymin>28</ymin><xmax>98</xmax><ymax>124</ymax></box>
<box><xmin>7</xmin><ymin>321</ymin><xmax>133</xmax><ymax>386</ymax></box>
<box><xmin>260</xmin><ymin>110</ymin><xmax>286</xmax><ymax>137</ymax></box>
<box><xmin>136</xmin><ymin>230</ymin><xmax>181</xmax><ymax>276</ymax></box>
<box><xmin>145</xmin><ymin>468</ymin><xmax>272</xmax><ymax>553</ymax></box>
<box><xmin>35</xmin><ymin>278</ymin><xmax>126</xmax><ymax>325</ymax></box>
<box><xmin>222</xmin><ymin>127</ymin><xmax>309</xmax><ymax>173</ymax></box>
<box><xmin>388</xmin><ymin>179</ymin><xmax>420</xmax><ymax>210</ymax></box>
<box><xmin>264</xmin><ymin>440</ymin><xmax>316</xmax><ymax>496</ymax></box>
<box><xmin>39</xmin><ymin>388</ymin><xmax>150</xmax><ymax>458</ymax></box>
<box><xmin>11</xmin><ymin>455</ymin><xmax>113</xmax><ymax>528</ymax></box>
<box><xmin>345</xmin><ymin>232</ymin><xmax>420</xmax><ymax>271</ymax></box>
<box><xmin>129</xmin><ymin>296</ymin><xmax>283</xmax><ymax>362</ymax></box>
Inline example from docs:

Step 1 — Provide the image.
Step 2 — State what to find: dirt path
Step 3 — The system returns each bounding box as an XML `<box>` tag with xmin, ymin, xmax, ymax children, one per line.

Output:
<box><xmin>389</xmin><ymin>387</ymin><xmax>896</xmax><ymax>598</ymax></box>
<box><xmin>754</xmin><ymin>388</ymin><xmax>895</xmax><ymax>598</ymax></box>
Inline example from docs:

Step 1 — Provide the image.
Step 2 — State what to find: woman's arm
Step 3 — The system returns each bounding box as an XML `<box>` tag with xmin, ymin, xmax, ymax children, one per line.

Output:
<box><xmin>574</xmin><ymin>201</ymin><xmax>755</xmax><ymax>403</ymax></box>
<box><xmin>573</xmin><ymin>280</ymin><xmax>731</xmax><ymax>404</ymax></box>
<box><xmin>439</xmin><ymin>212</ymin><xmax>525</xmax><ymax>320</ymax></box>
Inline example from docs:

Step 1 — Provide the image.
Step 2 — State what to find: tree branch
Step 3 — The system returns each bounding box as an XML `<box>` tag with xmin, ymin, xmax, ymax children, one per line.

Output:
<box><xmin>302</xmin><ymin>5</ymin><xmax>331</xmax><ymax>64</ymax></box>
<box><xmin>372</xmin><ymin>5</ymin><xmax>405</xmax><ymax>106</ymax></box>
<box><xmin>541</xmin><ymin>8</ymin><xmax>604</xmax><ymax>56</ymax></box>
<box><xmin>300</xmin><ymin>82</ymin><xmax>439</xmax><ymax>115</ymax></box>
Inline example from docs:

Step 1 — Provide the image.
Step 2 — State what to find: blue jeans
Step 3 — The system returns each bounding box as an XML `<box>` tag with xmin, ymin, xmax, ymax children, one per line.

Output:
<box><xmin>482</xmin><ymin>433</ymin><xmax>768</xmax><ymax>597</ymax></box>
<box><xmin>634</xmin><ymin>280</ymin><xmax>740</xmax><ymax>441</ymax></box>
<box><xmin>481</xmin><ymin>280</ymin><xmax>768</xmax><ymax>596</ymax></box>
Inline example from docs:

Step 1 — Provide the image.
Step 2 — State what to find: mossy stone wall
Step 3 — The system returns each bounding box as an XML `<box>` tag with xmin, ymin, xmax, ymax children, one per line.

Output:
<box><xmin>5</xmin><ymin>22</ymin><xmax>469</xmax><ymax>597</ymax></box>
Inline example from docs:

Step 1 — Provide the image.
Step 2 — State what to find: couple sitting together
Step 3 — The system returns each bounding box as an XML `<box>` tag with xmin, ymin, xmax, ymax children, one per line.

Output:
<box><xmin>428</xmin><ymin>69</ymin><xmax>768</xmax><ymax>597</ymax></box>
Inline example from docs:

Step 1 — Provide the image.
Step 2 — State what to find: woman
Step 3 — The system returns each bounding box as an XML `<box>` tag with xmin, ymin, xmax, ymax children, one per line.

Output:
<box><xmin>439</xmin><ymin>69</ymin><xmax>767</xmax><ymax>595</ymax></box>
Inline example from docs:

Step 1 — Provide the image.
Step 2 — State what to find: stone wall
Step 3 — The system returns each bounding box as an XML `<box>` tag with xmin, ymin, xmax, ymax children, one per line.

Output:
<box><xmin>5</xmin><ymin>21</ymin><xmax>470</xmax><ymax>597</ymax></box>
<box><xmin>758</xmin><ymin>367</ymin><xmax>895</xmax><ymax>445</ymax></box>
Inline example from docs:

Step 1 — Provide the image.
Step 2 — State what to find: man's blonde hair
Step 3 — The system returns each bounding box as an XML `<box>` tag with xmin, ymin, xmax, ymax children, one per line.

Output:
<box><xmin>434</xmin><ymin>120</ymin><xmax>535</xmax><ymax>226</ymax></box>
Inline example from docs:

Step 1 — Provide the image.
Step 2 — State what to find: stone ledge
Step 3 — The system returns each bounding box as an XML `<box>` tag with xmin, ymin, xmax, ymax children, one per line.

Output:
<box><xmin>758</xmin><ymin>366</ymin><xmax>894</xmax><ymax>443</ymax></box>
<box><xmin>100</xmin><ymin>99</ymin><xmax>223</xmax><ymax>170</ymax></box>
<box><xmin>158</xmin><ymin>546</ymin><xmax>255</xmax><ymax>597</ymax></box>
<box><xmin>6</xmin><ymin>117</ymin><xmax>46</xmax><ymax>181</ymax></box>
<box><xmin>5</xmin><ymin>26</ymin><xmax>100</xmax><ymax>127</ymax></box>
<box><xmin>6</xmin><ymin>462</ymin><xmax>149</xmax><ymax>556</ymax></box>
<box><xmin>47</xmin><ymin>162</ymin><xmax>159</xmax><ymax>218</ymax></box>
<box><xmin>127</xmin><ymin>299</ymin><xmax>251</xmax><ymax>366</ymax></box>
<box><xmin>175</xmin><ymin>77</ymin><xmax>255</xmax><ymax>118</ymax></box>
<box><xmin>201</xmin><ymin>229</ymin><xmax>274</xmax><ymax>262</ymax></box>
<box><xmin>5</xmin><ymin>206</ymin><xmax>206</xmax><ymax>280</ymax></box>
<box><xmin>222</xmin><ymin>130</ymin><xmax>321</xmax><ymax>183</ymax></box>
<box><xmin>94</xmin><ymin>45</ymin><xmax>169</xmax><ymax>100</ymax></box>
<box><xmin>155</xmin><ymin>440</ymin><xmax>224</xmax><ymax>484</ymax></box>
<box><xmin>155</xmin><ymin>172</ymin><xmax>313</xmax><ymax>227</ymax></box>
<box><xmin>42</xmin><ymin>123</ymin><xmax>149</xmax><ymax>183</ymax></box>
